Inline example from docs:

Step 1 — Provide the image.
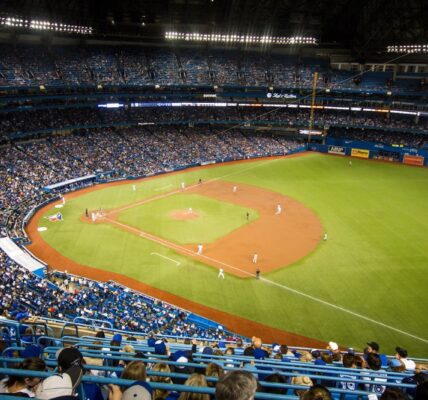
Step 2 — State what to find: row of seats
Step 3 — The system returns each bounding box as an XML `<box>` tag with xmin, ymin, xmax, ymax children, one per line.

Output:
<box><xmin>0</xmin><ymin>45</ymin><xmax>426</xmax><ymax>92</ymax></box>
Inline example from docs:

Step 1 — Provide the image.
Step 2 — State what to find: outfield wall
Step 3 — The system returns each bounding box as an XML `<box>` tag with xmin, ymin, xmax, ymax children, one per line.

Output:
<box><xmin>309</xmin><ymin>139</ymin><xmax>427</xmax><ymax>166</ymax></box>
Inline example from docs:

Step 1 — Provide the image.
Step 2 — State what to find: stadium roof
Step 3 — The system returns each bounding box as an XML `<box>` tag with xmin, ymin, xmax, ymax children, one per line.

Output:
<box><xmin>1</xmin><ymin>0</ymin><xmax>427</xmax><ymax>55</ymax></box>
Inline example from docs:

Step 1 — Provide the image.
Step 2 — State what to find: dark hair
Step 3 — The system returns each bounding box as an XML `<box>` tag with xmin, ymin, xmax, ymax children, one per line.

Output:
<box><xmin>415</xmin><ymin>381</ymin><xmax>428</xmax><ymax>400</ymax></box>
<box><xmin>380</xmin><ymin>388</ymin><xmax>409</xmax><ymax>400</ymax></box>
<box><xmin>342</xmin><ymin>354</ymin><xmax>355</xmax><ymax>368</ymax></box>
<box><xmin>264</xmin><ymin>373</ymin><xmax>287</xmax><ymax>395</ymax></box>
<box><xmin>5</xmin><ymin>357</ymin><xmax>46</xmax><ymax>387</ymax></box>
<box><xmin>95</xmin><ymin>331</ymin><xmax>105</xmax><ymax>338</ymax></box>
<box><xmin>320</xmin><ymin>352</ymin><xmax>333</xmax><ymax>364</ymax></box>
<box><xmin>366</xmin><ymin>353</ymin><xmax>381</xmax><ymax>371</ymax></box>
<box><xmin>302</xmin><ymin>384</ymin><xmax>332</xmax><ymax>400</ymax></box>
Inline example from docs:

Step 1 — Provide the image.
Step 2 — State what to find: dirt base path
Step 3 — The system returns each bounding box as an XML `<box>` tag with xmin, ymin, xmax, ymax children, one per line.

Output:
<box><xmin>26</xmin><ymin>153</ymin><xmax>329</xmax><ymax>347</ymax></box>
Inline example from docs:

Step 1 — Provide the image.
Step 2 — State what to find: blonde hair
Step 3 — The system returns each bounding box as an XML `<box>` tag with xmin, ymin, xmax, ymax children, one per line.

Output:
<box><xmin>122</xmin><ymin>344</ymin><xmax>135</xmax><ymax>353</ymax></box>
<box><xmin>291</xmin><ymin>376</ymin><xmax>313</xmax><ymax>386</ymax></box>
<box><xmin>151</xmin><ymin>363</ymin><xmax>172</xmax><ymax>400</ymax></box>
<box><xmin>121</xmin><ymin>360</ymin><xmax>147</xmax><ymax>382</ymax></box>
<box><xmin>178</xmin><ymin>373</ymin><xmax>209</xmax><ymax>400</ymax></box>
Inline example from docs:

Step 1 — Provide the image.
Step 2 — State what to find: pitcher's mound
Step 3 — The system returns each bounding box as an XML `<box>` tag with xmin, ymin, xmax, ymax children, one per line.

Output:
<box><xmin>169</xmin><ymin>210</ymin><xmax>200</xmax><ymax>220</ymax></box>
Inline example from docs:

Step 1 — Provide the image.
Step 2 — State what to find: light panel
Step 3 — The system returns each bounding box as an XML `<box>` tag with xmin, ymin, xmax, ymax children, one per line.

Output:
<box><xmin>165</xmin><ymin>31</ymin><xmax>317</xmax><ymax>45</ymax></box>
<box><xmin>387</xmin><ymin>44</ymin><xmax>428</xmax><ymax>53</ymax></box>
<box><xmin>0</xmin><ymin>16</ymin><xmax>92</xmax><ymax>34</ymax></box>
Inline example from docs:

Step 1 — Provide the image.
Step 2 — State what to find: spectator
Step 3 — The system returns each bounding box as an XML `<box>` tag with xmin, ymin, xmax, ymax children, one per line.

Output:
<box><xmin>179</xmin><ymin>374</ymin><xmax>209</xmax><ymax>400</ymax></box>
<box><xmin>215</xmin><ymin>371</ymin><xmax>258</xmax><ymax>400</ymax></box>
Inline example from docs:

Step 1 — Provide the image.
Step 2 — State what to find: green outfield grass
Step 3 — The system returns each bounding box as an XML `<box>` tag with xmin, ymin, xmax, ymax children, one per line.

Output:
<box><xmin>37</xmin><ymin>153</ymin><xmax>428</xmax><ymax>357</ymax></box>
<box><xmin>117</xmin><ymin>193</ymin><xmax>256</xmax><ymax>244</ymax></box>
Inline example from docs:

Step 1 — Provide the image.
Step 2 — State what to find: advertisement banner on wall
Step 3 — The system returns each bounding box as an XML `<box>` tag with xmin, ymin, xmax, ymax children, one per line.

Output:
<box><xmin>328</xmin><ymin>146</ymin><xmax>346</xmax><ymax>155</ymax></box>
<box><xmin>403</xmin><ymin>154</ymin><xmax>424</xmax><ymax>166</ymax></box>
<box><xmin>351</xmin><ymin>148</ymin><xmax>370</xmax><ymax>158</ymax></box>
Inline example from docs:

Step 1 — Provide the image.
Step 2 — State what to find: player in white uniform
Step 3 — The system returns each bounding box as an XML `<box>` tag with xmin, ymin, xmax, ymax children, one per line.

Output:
<box><xmin>218</xmin><ymin>268</ymin><xmax>225</xmax><ymax>279</ymax></box>
<box><xmin>275</xmin><ymin>204</ymin><xmax>282</xmax><ymax>215</ymax></box>
<box><xmin>252</xmin><ymin>253</ymin><xmax>258</xmax><ymax>264</ymax></box>
<box><xmin>132</xmin><ymin>184</ymin><xmax>136</xmax><ymax>191</ymax></box>
<box><xmin>324</xmin><ymin>233</ymin><xmax>328</xmax><ymax>241</ymax></box>
<box><xmin>62</xmin><ymin>196</ymin><xmax>66</xmax><ymax>205</ymax></box>
<box><xmin>188</xmin><ymin>208</ymin><xmax>193</xmax><ymax>214</ymax></box>
<box><xmin>232</xmin><ymin>186</ymin><xmax>237</xmax><ymax>193</ymax></box>
<box><xmin>197</xmin><ymin>244</ymin><xmax>203</xmax><ymax>255</ymax></box>
<box><xmin>181</xmin><ymin>182</ymin><xmax>185</xmax><ymax>190</ymax></box>
<box><xmin>91</xmin><ymin>212</ymin><xmax>96</xmax><ymax>222</ymax></box>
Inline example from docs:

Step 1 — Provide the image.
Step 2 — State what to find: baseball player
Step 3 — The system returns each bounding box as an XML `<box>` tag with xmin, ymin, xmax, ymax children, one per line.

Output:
<box><xmin>197</xmin><ymin>244</ymin><xmax>203</xmax><ymax>255</ymax></box>
<box><xmin>62</xmin><ymin>196</ymin><xmax>66</xmax><ymax>205</ymax></box>
<box><xmin>218</xmin><ymin>268</ymin><xmax>225</xmax><ymax>279</ymax></box>
<box><xmin>349</xmin><ymin>160</ymin><xmax>352</xmax><ymax>167</ymax></box>
<box><xmin>252</xmin><ymin>253</ymin><xmax>258</xmax><ymax>264</ymax></box>
<box><xmin>91</xmin><ymin>212</ymin><xmax>96</xmax><ymax>222</ymax></box>
<box><xmin>188</xmin><ymin>207</ymin><xmax>193</xmax><ymax>214</ymax></box>
<box><xmin>324</xmin><ymin>232</ymin><xmax>328</xmax><ymax>241</ymax></box>
<box><xmin>132</xmin><ymin>184</ymin><xmax>136</xmax><ymax>191</ymax></box>
<box><xmin>232</xmin><ymin>186</ymin><xmax>237</xmax><ymax>193</ymax></box>
<box><xmin>246</xmin><ymin>211</ymin><xmax>250</xmax><ymax>221</ymax></box>
<box><xmin>275</xmin><ymin>204</ymin><xmax>282</xmax><ymax>215</ymax></box>
<box><xmin>181</xmin><ymin>182</ymin><xmax>185</xmax><ymax>190</ymax></box>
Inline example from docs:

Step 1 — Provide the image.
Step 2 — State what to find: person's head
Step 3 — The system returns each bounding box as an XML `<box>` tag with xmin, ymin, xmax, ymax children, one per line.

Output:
<box><xmin>415</xmin><ymin>380</ymin><xmax>428</xmax><ymax>400</ymax></box>
<box><xmin>57</xmin><ymin>347</ymin><xmax>84</xmax><ymax>372</ymax></box>
<box><xmin>5</xmin><ymin>357</ymin><xmax>46</xmax><ymax>390</ymax></box>
<box><xmin>225</xmin><ymin>347</ymin><xmax>235</xmax><ymax>356</ymax></box>
<box><xmin>151</xmin><ymin>363</ymin><xmax>172</xmax><ymax>400</ymax></box>
<box><xmin>380</xmin><ymin>387</ymin><xmax>409</xmax><ymax>400</ymax></box>
<box><xmin>215</xmin><ymin>370</ymin><xmax>258</xmax><ymax>400</ymax></box>
<box><xmin>95</xmin><ymin>331</ymin><xmax>105</xmax><ymax>338</ymax></box>
<box><xmin>342</xmin><ymin>354</ymin><xmax>355</xmax><ymax>369</ymax></box>
<box><xmin>205</xmin><ymin>363</ymin><xmax>224</xmax><ymax>387</ymax></box>
<box><xmin>299</xmin><ymin>351</ymin><xmax>313</xmax><ymax>363</ymax></box>
<box><xmin>388</xmin><ymin>359</ymin><xmax>406</xmax><ymax>372</ymax></box>
<box><xmin>354</xmin><ymin>355</ymin><xmax>366</xmax><ymax>369</ymax></box>
<box><xmin>280</xmin><ymin>345</ymin><xmax>289</xmax><ymax>355</ymax></box>
<box><xmin>290</xmin><ymin>376</ymin><xmax>313</xmax><ymax>398</ymax></box>
<box><xmin>302</xmin><ymin>384</ymin><xmax>332</xmax><ymax>400</ymax></box>
<box><xmin>236</xmin><ymin>338</ymin><xmax>243</xmax><ymax>348</ymax></box>
<box><xmin>320</xmin><ymin>352</ymin><xmax>333</xmax><ymax>364</ymax></box>
<box><xmin>395</xmin><ymin>347</ymin><xmax>408</xmax><ymax>360</ymax></box>
<box><xmin>121</xmin><ymin>361</ymin><xmax>147</xmax><ymax>382</ymax></box>
<box><xmin>367</xmin><ymin>342</ymin><xmax>380</xmax><ymax>353</ymax></box>
<box><xmin>264</xmin><ymin>373</ymin><xmax>287</xmax><ymax>395</ymax></box>
<box><xmin>366</xmin><ymin>353</ymin><xmax>382</xmax><ymax>371</ymax></box>
<box><xmin>178</xmin><ymin>373</ymin><xmax>209</xmax><ymax>400</ymax></box>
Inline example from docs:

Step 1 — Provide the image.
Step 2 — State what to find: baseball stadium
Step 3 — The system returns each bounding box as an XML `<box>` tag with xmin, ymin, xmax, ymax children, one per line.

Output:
<box><xmin>0</xmin><ymin>1</ymin><xmax>427</xmax><ymax>399</ymax></box>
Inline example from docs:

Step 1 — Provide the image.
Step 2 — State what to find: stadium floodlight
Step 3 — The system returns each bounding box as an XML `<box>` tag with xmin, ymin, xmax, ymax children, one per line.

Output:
<box><xmin>0</xmin><ymin>15</ymin><xmax>92</xmax><ymax>34</ymax></box>
<box><xmin>387</xmin><ymin>44</ymin><xmax>428</xmax><ymax>53</ymax></box>
<box><xmin>164</xmin><ymin>31</ymin><xmax>317</xmax><ymax>45</ymax></box>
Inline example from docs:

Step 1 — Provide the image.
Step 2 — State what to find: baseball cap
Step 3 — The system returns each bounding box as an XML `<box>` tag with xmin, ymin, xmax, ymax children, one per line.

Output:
<box><xmin>328</xmin><ymin>342</ymin><xmax>339</xmax><ymax>351</ymax></box>
<box><xmin>202</xmin><ymin>346</ymin><xmax>213</xmax><ymax>355</ymax></box>
<box><xmin>272</xmin><ymin>343</ymin><xmax>280</xmax><ymax>353</ymax></box>
<box><xmin>122</xmin><ymin>381</ymin><xmax>152</xmax><ymax>400</ymax></box>
<box><xmin>36</xmin><ymin>364</ymin><xmax>83</xmax><ymax>399</ymax></box>
<box><xmin>367</xmin><ymin>342</ymin><xmax>380</xmax><ymax>352</ymax></box>
<box><xmin>389</xmin><ymin>359</ymin><xmax>402</xmax><ymax>368</ymax></box>
<box><xmin>154</xmin><ymin>339</ymin><xmax>167</xmax><ymax>355</ymax></box>
<box><xmin>22</xmin><ymin>344</ymin><xmax>42</xmax><ymax>358</ymax></box>
<box><xmin>112</xmin><ymin>333</ymin><xmax>122</xmax><ymax>344</ymax></box>
<box><xmin>395</xmin><ymin>347</ymin><xmax>408</xmax><ymax>358</ymax></box>
<box><xmin>57</xmin><ymin>347</ymin><xmax>83</xmax><ymax>370</ymax></box>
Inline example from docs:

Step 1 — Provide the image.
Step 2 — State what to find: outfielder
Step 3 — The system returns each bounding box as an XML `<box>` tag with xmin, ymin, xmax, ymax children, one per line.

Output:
<box><xmin>218</xmin><ymin>268</ymin><xmax>225</xmax><ymax>279</ymax></box>
<box><xmin>132</xmin><ymin>184</ymin><xmax>136</xmax><ymax>191</ymax></box>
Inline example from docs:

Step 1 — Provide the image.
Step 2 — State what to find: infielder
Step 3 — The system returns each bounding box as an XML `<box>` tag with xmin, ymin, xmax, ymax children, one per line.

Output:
<box><xmin>275</xmin><ymin>204</ymin><xmax>282</xmax><ymax>215</ymax></box>
<box><xmin>197</xmin><ymin>244</ymin><xmax>203</xmax><ymax>255</ymax></box>
<box><xmin>181</xmin><ymin>182</ymin><xmax>185</xmax><ymax>190</ymax></box>
<box><xmin>232</xmin><ymin>186</ymin><xmax>237</xmax><ymax>193</ymax></box>
<box><xmin>252</xmin><ymin>253</ymin><xmax>258</xmax><ymax>264</ymax></box>
<box><xmin>91</xmin><ymin>212</ymin><xmax>96</xmax><ymax>222</ymax></box>
<box><xmin>218</xmin><ymin>268</ymin><xmax>225</xmax><ymax>279</ymax></box>
<box><xmin>188</xmin><ymin>207</ymin><xmax>193</xmax><ymax>214</ymax></box>
<box><xmin>324</xmin><ymin>233</ymin><xmax>328</xmax><ymax>241</ymax></box>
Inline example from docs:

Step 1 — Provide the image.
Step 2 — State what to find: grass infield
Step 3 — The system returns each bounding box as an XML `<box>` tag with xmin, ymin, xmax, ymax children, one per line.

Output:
<box><xmin>37</xmin><ymin>153</ymin><xmax>428</xmax><ymax>357</ymax></box>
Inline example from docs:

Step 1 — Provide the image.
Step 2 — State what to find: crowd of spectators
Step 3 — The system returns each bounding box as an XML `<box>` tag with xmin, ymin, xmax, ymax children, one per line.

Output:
<box><xmin>1</xmin><ymin>44</ymin><xmax>427</xmax><ymax>92</ymax></box>
<box><xmin>1</xmin><ymin>107</ymin><xmax>427</xmax><ymax>142</ymax></box>
<box><xmin>0</xmin><ymin>250</ymin><xmax>235</xmax><ymax>340</ymax></box>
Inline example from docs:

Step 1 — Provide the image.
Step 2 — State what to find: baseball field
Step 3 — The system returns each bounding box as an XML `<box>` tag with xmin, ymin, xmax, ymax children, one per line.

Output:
<box><xmin>27</xmin><ymin>152</ymin><xmax>428</xmax><ymax>357</ymax></box>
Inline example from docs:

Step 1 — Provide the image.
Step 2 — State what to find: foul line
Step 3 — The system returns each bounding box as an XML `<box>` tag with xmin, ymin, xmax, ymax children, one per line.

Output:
<box><xmin>105</xmin><ymin>217</ymin><xmax>428</xmax><ymax>344</ymax></box>
<box><xmin>150</xmin><ymin>252</ymin><xmax>181</xmax><ymax>266</ymax></box>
